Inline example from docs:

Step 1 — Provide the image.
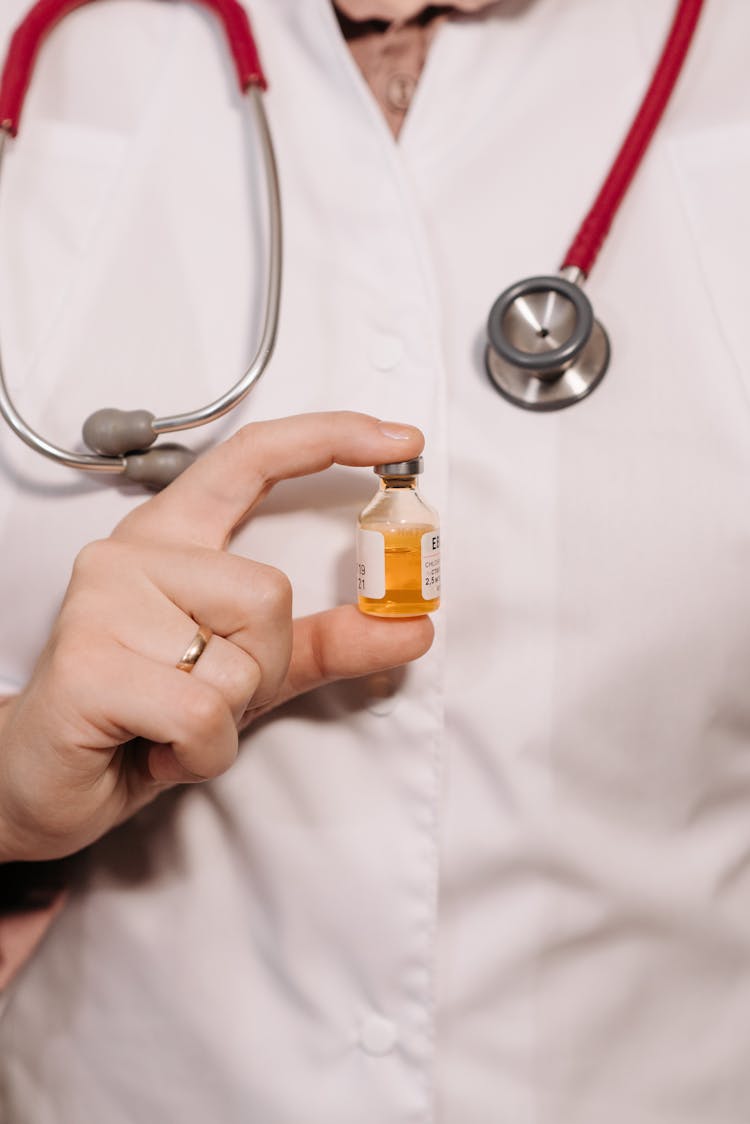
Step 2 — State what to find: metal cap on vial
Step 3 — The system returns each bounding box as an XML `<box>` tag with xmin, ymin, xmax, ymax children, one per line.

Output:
<box><xmin>374</xmin><ymin>457</ymin><xmax>423</xmax><ymax>477</ymax></box>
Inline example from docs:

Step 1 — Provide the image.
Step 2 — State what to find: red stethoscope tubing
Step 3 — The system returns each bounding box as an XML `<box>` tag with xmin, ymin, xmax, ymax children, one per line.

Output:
<box><xmin>0</xmin><ymin>0</ymin><xmax>267</xmax><ymax>137</ymax></box>
<box><xmin>562</xmin><ymin>0</ymin><xmax>705</xmax><ymax>277</ymax></box>
<box><xmin>0</xmin><ymin>0</ymin><xmax>704</xmax><ymax>263</ymax></box>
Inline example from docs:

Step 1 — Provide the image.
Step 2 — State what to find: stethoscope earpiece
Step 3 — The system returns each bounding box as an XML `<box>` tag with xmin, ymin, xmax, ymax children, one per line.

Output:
<box><xmin>484</xmin><ymin>272</ymin><xmax>610</xmax><ymax>411</ymax></box>
<box><xmin>82</xmin><ymin>409</ymin><xmax>157</xmax><ymax>456</ymax></box>
<box><xmin>81</xmin><ymin>408</ymin><xmax>195</xmax><ymax>489</ymax></box>
<box><xmin>121</xmin><ymin>445</ymin><xmax>197</xmax><ymax>490</ymax></box>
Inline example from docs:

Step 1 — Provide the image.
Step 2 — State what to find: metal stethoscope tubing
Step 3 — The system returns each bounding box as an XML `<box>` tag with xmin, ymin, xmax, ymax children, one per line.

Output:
<box><xmin>0</xmin><ymin>0</ymin><xmax>280</xmax><ymax>489</ymax></box>
<box><xmin>484</xmin><ymin>0</ymin><xmax>705</xmax><ymax>412</ymax></box>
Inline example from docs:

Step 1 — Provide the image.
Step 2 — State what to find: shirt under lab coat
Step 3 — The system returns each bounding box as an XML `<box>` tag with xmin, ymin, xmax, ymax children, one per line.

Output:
<box><xmin>2</xmin><ymin>0</ymin><xmax>750</xmax><ymax>1120</ymax></box>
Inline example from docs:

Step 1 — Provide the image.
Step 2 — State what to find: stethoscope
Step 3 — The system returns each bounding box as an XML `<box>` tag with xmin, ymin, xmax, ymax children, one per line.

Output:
<box><xmin>0</xmin><ymin>0</ymin><xmax>705</xmax><ymax>488</ymax></box>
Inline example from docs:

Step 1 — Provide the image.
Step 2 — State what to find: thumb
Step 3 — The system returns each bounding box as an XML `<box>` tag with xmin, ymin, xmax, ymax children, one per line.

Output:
<box><xmin>255</xmin><ymin>605</ymin><xmax>434</xmax><ymax>713</ymax></box>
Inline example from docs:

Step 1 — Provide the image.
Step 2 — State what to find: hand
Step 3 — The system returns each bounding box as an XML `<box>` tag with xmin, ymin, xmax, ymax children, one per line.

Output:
<box><xmin>0</xmin><ymin>413</ymin><xmax>433</xmax><ymax>862</ymax></box>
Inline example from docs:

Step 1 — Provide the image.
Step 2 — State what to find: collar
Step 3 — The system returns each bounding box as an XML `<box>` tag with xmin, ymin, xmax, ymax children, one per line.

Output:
<box><xmin>334</xmin><ymin>1</ymin><xmax>492</xmax><ymax>21</ymax></box>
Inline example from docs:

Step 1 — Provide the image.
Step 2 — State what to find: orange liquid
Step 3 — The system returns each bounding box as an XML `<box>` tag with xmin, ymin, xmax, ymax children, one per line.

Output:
<box><xmin>358</xmin><ymin>526</ymin><xmax>440</xmax><ymax>618</ymax></box>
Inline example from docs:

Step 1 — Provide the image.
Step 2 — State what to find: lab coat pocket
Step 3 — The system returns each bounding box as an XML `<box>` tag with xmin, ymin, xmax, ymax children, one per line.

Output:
<box><xmin>0</xmin><ymin>119</ymin><xmax>127</xmax><ymax>397</ymax></box>
<box><xmin>668</xmin><ymin>122</ymin><xmax>750</xmax><ymax>397</ymax></box>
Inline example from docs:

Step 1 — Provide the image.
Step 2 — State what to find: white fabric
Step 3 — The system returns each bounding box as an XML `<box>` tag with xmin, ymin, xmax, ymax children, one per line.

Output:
<box><xmin>2</xmin><ymin>0</ymin><xmax>750</xmax><ymax>1120</ymax></box>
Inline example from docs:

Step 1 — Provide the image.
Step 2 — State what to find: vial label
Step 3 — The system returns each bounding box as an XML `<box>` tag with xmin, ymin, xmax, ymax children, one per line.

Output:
<box><xmin>421</xmin><ymin>530</ymin><xmax>441</xmax><ymax>599</ymax></box>
<box><xmin>357</xmin><ymin>528</ymin><xmax>386</xmax><ymax>599</ymax></box>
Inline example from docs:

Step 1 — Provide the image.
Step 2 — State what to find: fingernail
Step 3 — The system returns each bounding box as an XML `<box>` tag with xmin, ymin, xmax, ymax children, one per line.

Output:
<box><xmin>378</xmin><ymin>421</ymin><xmax>415</xmax><ymax>440</ymax></box>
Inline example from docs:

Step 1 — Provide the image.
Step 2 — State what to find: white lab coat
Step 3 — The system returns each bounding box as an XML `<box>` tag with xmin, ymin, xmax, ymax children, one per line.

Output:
<box><xmin>2</xmin><ymin>0</ymin><xmax>750</xmax><ymax>1120</ymax></box>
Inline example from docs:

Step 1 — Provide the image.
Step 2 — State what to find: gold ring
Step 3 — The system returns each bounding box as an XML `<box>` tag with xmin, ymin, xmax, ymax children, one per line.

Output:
<box><xmin>176</xmin><ymin>624</ymin><xmax>212</xmax><ymax>673</ymax></box>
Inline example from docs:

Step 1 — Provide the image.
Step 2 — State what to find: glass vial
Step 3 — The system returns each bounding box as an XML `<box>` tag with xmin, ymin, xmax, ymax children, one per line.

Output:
<box><xmin>357</xmin><ymin>457</ymin><xmax>440</xmax><ymax>617</ymax></box>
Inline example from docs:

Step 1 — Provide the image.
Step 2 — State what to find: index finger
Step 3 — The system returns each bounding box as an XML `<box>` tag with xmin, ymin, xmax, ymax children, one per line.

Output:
<box><xmin>113</xmin><ymin>412</ymin><xmax>424</xmax><ymax>548</ymax></box>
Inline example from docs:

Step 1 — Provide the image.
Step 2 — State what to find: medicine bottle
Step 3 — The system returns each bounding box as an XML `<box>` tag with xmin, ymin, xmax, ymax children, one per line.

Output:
<box><xmin>357</xmin><ymin>457</ymin><xmax>440</xmax><ymax>617</ymax></box>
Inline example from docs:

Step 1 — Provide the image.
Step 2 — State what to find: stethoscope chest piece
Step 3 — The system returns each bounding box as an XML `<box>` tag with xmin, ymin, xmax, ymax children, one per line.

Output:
<box><xmin>484</xmin><ymin>273</ymin><xmax>610</xmax><ymax>412</ymax></box>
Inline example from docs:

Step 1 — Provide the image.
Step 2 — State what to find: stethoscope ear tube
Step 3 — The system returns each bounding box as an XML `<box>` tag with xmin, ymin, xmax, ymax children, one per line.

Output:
<box><xmin>559</xmin><ymin>0</ymin><xmax>705</xmax><ymax>278</ymax></box>
<box><xmin>0</xmin><ymin>0</ymin><xmax>267</xmax><ymax>136</ymax></box>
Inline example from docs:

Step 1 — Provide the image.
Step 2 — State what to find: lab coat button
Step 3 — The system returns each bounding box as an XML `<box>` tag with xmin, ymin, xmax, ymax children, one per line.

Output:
<box><xmin>359</xmin><ymin>1014</ymin><xmax>399</xmax><ymax>1056</ymax></box>
<box><xmin>369</xmin><ymin>332</ymin><xmax>403</xmax><ymax>371</ymax></box>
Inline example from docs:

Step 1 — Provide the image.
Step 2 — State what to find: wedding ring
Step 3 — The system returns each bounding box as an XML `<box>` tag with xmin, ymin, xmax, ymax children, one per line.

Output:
<box><xmin>176</xmin><ymin>624</ymin><xmax>212</xmax><ymax>673</ymax></box>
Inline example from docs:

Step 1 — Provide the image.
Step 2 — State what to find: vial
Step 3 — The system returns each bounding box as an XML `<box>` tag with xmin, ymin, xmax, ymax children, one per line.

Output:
<box><xmin>356</xmin><ymin>457</ymin><xmax>441</xmax><ymax>617</ymax></box>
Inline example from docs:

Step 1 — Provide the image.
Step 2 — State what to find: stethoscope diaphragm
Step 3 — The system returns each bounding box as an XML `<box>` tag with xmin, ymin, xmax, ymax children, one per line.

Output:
<box><xmin>484</xmin><ymin>272</ymin><xmax>610</xmax><ymax>412</ymax></box>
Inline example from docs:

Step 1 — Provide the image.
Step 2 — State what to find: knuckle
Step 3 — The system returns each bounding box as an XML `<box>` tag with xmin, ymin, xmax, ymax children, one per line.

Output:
<box><xmin>228</xmin><ymin>422</ymin><xmax>257</xmax><ymax>455</ymax></box>
<box><xmin>70</xmin><ymin>538</ymin><xmax>117</xmax><ymax>583</ymax></box>
<box><xmin>251</xmin><ymin>564</ymin><xmax>293</xmax><ymax>615</ymax></box>
<box><xmin>176</xmin><ymin>689</ymin><xmax>238</xmax><ymax>780</ymax></box>
<box><xmin>181</xmin><ymin>683</ymin><xmax>228</xmax><ymax>739</ymax></box>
